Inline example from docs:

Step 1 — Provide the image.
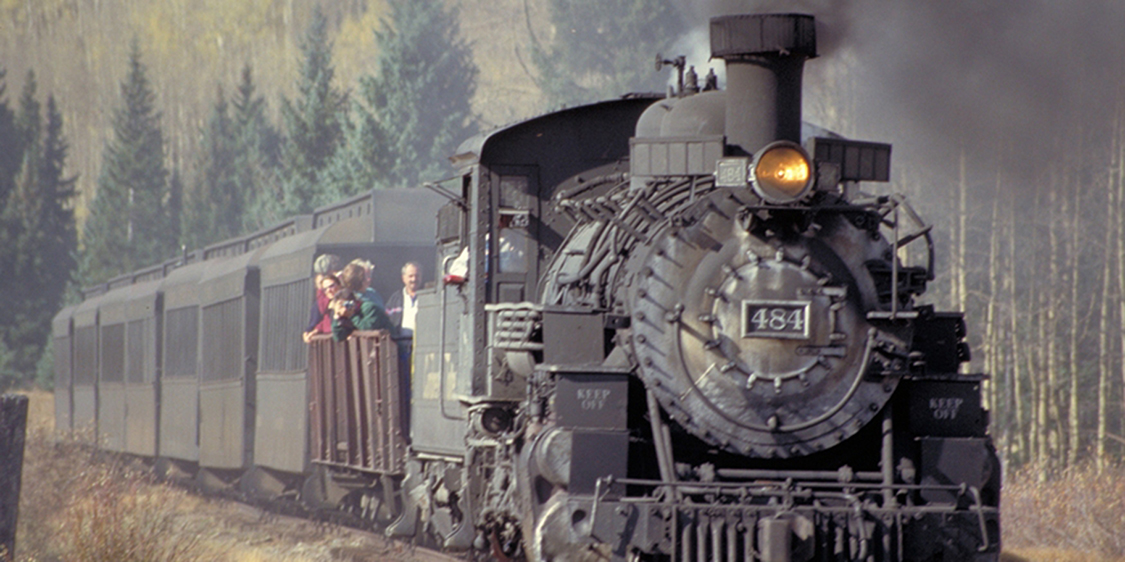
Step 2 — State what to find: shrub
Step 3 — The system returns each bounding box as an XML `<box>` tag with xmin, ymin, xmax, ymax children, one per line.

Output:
<box><xmin>1003</xmin><ymin>462</ymin><xmax>1125</xmax><ymax>558</ymax></box>
<box><xmin>14</xmin><ymin>391</ymin><xmax>204</xmax><ymax>562</ymax></box>
<box><xmin>57</xmin><ymin>462</ymin><xmax>202</xmax><ymax>562</ymax></box>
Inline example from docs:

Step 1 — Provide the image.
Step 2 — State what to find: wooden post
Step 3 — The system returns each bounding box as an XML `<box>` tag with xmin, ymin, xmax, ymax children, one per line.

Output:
<box><xmin>0</xmin><ymin>394</ymin><xmax>28</xmax><ymax>561</ymax></box>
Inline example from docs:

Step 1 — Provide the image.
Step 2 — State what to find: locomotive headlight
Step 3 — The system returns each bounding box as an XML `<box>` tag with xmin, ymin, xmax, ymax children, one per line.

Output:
<box><xmin>750</xmin><ymin>142</ymin><xmax>814</xmax><ymax>204</ymax></box>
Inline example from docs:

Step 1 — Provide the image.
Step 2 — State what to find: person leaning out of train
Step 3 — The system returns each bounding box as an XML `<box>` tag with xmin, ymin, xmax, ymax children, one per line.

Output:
<box><xmin>341</xmin><ymin>258</ymin><xmax>385</xmax><ymax>310</ymax></box>
<box><xmin>330</xmin><ymin>288</ymin><xmax>399</xmax><ymax>342</ymax></box>
<box><xmin>303</xmin><ymin>272</ymin><xmax>343</xmax><ymax>343</ymax></box>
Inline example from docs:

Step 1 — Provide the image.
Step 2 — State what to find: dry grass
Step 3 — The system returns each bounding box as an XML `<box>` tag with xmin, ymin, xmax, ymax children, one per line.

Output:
<box><xmin>10</xmin><ymin>390</ymin><xmax>412</xmax><ymax>562</ymax></box>
<box><xmin>54</xmin><ymin>465</ymin><xmax>203</xmax><ymax>562</ymax></box>
<box><xmin>1003</xmin><ymin>548</ymin><xmax>1125</xmax><ymax>562</ymax></box>
<box><xmin>12</xmin><ymin>390</ymin><xmax>208</xmax><ymax>562</ymax></box>
<box><xmin>1002</xmin><ymin>463</ymin><xmax>1125</xmax><ymax>562</ymax></box>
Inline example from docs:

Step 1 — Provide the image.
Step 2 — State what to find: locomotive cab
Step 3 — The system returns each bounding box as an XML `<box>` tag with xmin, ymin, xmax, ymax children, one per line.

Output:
<box><xmin>401</xmin><ymin>97</ymin><xmax>660</xmax><ymax>547</ymax></box>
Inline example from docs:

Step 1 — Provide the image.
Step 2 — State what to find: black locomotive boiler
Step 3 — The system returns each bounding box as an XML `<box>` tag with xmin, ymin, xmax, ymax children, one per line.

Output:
<box><xmin>54</xmin><ymin>12</ymin><xmax>1000</xmax><ymax>562</ymax></box>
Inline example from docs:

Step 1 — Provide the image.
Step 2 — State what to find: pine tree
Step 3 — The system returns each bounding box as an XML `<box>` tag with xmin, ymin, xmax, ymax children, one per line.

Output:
<box><xmin>0</xmin><ymin>72</ymin><xmax>44</xmax><ymax>383</ymax></box>
<box><xmin>35</xmin><ymin>94</ymin><xmax>78</xmax><ymax>347</ymax></box>
<box><xmin>320</xmin><ymin>98</ymin><xmax>389</xmax><ymax>200</ymax></box>
<box><xmin>275</xmin><ymin>6</ymin><xmax>347</xmax><ymax>216</ymax></box>
<box><xmin>350</xmin><ymin>0</ymin><xmax>478</xmax><ymax>189</ymax></box>
<box><xmin>0</xmin><ymin>69</ymin><xmax>20</xmax><ymax>210</ymax></box>
<box><xmin>0</xmin><ymin>76</ymin><xmax>77</xmax><ymax>383</ymax></box>
<box><xmin>40</xmin><ymin>95</ymin><xmax>79</xmax><ymax>264</ymax></box>
<box><xmin>0</xmin><ymin>69</ymin><xmax>19</xmax><ymax>341</ymax></box>
<box><xmin>233</xmin><ymin>64</ymin><xmax>282</xmax><ymax>232</ymax></box>
<box><xmin>0</xmin><ymin>160</ymin><xmax>39</xmax><ymax>384</ymax></box>
<box><xmin>0</xmin><ymin>69</ymin><xmax>27</xmax><ymax>297</ymax></box>
<box><xmin>528</xmin><ymin>0</ymin><xmax>687</xmax><ymax>109</ymax></box>
<box><xmin>182</xmin><ymin>86</ymin><xmax>240</xmax><ymax>249</ymax></box>
<box><xmin>14</xmin><ymin>70</ymin><xmax>39</xmax><ymax>161</ymax></box>
<box><xmin>80</xmin><ymin>40</ymin><xmax>175</xmax><ymax>285</ymax></box>
<box><xmin>0</xmin><ymin>338</ymin><xmax>17</xmax><ymax>389</ymax></box>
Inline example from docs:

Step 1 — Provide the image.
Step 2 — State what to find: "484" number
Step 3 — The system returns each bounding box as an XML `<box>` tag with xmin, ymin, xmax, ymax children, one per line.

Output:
<box><xmin>742</xmin><ymin>301</ymin><xmax>810</xmax><ymax>339</ymax></box>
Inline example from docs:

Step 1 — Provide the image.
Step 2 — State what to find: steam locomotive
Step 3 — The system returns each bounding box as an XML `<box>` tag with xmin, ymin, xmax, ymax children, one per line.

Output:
<box><xmin>53</xmin><ymin>12</ymin><xmax>1000</xmax><ymax>562</ymax></box>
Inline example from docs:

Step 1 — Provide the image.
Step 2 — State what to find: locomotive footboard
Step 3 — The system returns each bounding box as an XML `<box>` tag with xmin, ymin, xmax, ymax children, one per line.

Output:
<box><xmin>573</xmin><ymin>477</ymin><xmax>1000</xmax><ymax>562</ymax></box>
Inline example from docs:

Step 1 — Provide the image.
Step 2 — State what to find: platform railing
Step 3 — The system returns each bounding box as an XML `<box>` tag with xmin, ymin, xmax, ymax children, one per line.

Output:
<box><xmin>307</xmin><ymin>332</ymin><xmax>407</xmax><ymax>475</ymax></box>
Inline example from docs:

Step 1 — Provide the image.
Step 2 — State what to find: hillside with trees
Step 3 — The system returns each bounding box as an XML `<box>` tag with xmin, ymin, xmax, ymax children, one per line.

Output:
<box><xmin>0</xmin><ymin>0</ymin><xmax>687</xmax><ymax>379</ymax></box>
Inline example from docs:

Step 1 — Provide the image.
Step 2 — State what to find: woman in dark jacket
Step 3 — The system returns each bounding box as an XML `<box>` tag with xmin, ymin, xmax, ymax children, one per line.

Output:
<box><xmin>329</xmin><ymin>289</ymin><xmax>398</xmax><ymax>341</ymax></box>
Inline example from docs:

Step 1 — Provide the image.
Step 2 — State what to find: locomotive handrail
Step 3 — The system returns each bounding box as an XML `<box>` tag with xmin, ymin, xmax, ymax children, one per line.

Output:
<box><xmin>888</xmin><ymin>193</ymin><xmax>936</xmax><ymax>280</ymax></box>
<box><xmin>602</xmin><ymin>475</ymin><xmax>979</xmax><ymax>494</ymax></box>
<box><xmin>970</xmin><ymin>485</ymin><xmax>991</xmax><ymax>552</ymax></box>
<box><xmin>645</xmin><ymin>388</ymin><xmax>677</xmax><ymax>487</ymax></box>
<box><xmin>892</xmin><ymin>201</ymin><xmax>900</xmax><ymax>316</ymax></box>
<box><xmin>716</xmin><ymin>467</ymin><xmax>884</xmax><ymax>482</ymax></box>
<box><xmin>423</xmin><ymin>179</ymin><xmax>467</xmax><ymax>210</ymax></box>
<box><xmin>437</xmin><ymin>253</ymin><xmax>460</xmax><ymax>420</ymax></box>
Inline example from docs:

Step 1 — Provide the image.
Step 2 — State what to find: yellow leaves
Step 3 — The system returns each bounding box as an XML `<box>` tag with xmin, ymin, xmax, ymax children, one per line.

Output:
<box><xmin>131</xmin><ymin>0</ymin><xmax>275</xmax><ymax>64</ymax></box>
<box><xmin>335</xmin><ymin>1</ymin><xmax>389</xmax><ymax>88</ymax></box>
<box><xmin>140</xmin><ymin>8</ymin><xmax>179</xmax><ymax>59</ymax></box>
<box><xmin>0</xmin><ymin>0</ymin><xmax>22</xmax><ymax>24</ymax></box>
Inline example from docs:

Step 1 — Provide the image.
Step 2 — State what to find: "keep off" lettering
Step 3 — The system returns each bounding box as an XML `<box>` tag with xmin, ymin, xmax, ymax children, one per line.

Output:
<box><xmin>577</xmin><ymin>388</ymin><xmax>611</xmax><ymax>410</ymax></box>
<box><xmin>929</xmin><ymin>397</ymin><xmax>963</xmax><ymax>420</ymax></box>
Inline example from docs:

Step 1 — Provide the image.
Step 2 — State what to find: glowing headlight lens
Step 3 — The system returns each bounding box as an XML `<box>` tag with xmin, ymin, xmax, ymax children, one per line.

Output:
<box><xmin>750</xmin><ymin>142</ymin><xmax>813</xmax><ymax>204</ymax></box>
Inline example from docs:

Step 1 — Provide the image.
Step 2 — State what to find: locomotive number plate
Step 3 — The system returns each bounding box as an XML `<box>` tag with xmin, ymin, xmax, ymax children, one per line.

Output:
<box><xmin>741</xmin><ymin>300</ymin><xmax>810</xmax><ymax>339</ymax></box>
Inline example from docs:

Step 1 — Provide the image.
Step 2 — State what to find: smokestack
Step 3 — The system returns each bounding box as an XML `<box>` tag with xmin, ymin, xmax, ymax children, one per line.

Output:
<box><xmin>711</xmin><ymin>14</ymin><xmax>817</xmax><ymax>155</ymax></box>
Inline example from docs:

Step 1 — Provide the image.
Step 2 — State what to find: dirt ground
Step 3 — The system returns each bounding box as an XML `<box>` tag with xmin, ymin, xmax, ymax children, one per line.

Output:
<box><xmin>174</xmin><ymin>496</ymin><xmax>453</xmax><ymax>562</ymax></box>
